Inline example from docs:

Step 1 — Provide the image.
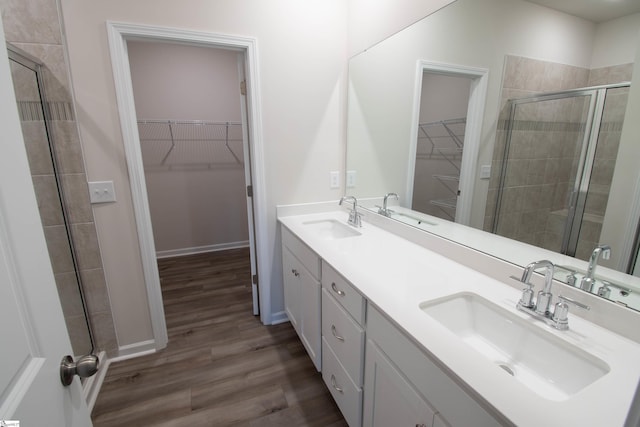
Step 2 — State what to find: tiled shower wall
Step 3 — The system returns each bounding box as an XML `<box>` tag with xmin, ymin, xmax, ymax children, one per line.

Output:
<box><xmin>484</xmin><ymin>55</ymin><xmax>632</xmax><ymax>261</ymax></box>
<box><xmin>0</xmin><ymin>0</ymin><xmax>117</xmax><ymax>355</ymax></box>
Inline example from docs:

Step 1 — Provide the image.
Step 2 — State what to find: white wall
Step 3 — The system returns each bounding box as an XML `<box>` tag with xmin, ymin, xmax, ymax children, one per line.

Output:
<box><xmin>591</xmin><ymin>13</ymin><xmax>640</xmax><ymax>69</ymax></box>
<box><xmin>59</xmin><ymin>0</ymin><xmax>348</xmax><ymax>347</ymax></box>
<box><xmin>419</xmin><ymin>73</ymin><xmax>470</xmax><ymax>122</ymax></box>
<box><xmin>347</xmin><ymin>0</ymin><xmax>455</xmax><ymax>56</ymax></box>
<box><xmin>128</xmin><ymin>42</ymin><xmax>241</xmax><ymax>120</ymax></box>
<box><xmin>128</xmin><ymin>42</ymin><xmax>249</xmax><ymax>254</ymax></box>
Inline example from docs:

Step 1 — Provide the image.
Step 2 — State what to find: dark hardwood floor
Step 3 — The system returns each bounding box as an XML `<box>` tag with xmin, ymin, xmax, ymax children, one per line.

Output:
<box><xmin>92</xmin><ymin>248</ymin><xmax>347</xmax><ymax>426</ymax></box>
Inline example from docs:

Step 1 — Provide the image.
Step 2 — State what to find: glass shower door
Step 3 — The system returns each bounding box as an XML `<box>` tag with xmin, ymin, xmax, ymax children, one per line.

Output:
<box><xmin>8</xmin><ymin>46</ymin><xmax>94</xmax><ymax>357</ymax></box>
<box><xmin>493</xmin><ymin>91</ymin><xmax>595</xmax><ymax>252</ymax></box>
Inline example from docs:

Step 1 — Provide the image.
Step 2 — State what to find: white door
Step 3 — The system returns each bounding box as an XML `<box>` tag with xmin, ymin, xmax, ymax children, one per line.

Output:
<box><xmin>237</xmin><ymin>52</ymin><xmax>259</xmax><ymax>316</ymax></box>
<box><xmin>0</xmin><ymin>21</ymin><xmax>92</xmax><ymax>426</ymax></box>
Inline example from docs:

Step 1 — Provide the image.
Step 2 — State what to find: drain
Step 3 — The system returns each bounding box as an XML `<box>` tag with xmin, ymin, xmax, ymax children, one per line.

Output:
<box><xmin>497</xmin><ymin>363</ymin><xmax>515</xmax><ymax>376</ymax></box>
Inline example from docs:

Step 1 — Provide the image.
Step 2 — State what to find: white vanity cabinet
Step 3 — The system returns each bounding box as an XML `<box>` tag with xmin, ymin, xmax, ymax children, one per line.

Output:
<box><xmin>364</xmin><ymin>340</ymin><xmax>437</xmax><ymax>427</ymax></box>
<box><xmin>321</xmin><ymin>262</ymin><xmax>366</xmax><ymax>427</ymax></box>
<box><xmin>364</xmin><ymin>305</ymin><xmax>503</xmax><ymax>427</ymax></box>
<box><xmin>281</xmin><ymin>227</ymin><xmax>322</xmax><ymax>371</ymax></box>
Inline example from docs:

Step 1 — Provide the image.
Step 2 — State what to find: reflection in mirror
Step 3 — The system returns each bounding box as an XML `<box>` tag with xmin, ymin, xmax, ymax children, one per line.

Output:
<box><xmin>346</xmin><ymin>0</ymin><xmax>640</xmax><ymax>311</ymax></box>
<box><xmin>412</xmin><ymin>73</ymin><xmax>471</xmax><ymax>221</ymax></box>
<box><xmin>488</xmin><ymin>83</ymin><xmax>630</xmax><ymax>264</ymax></box>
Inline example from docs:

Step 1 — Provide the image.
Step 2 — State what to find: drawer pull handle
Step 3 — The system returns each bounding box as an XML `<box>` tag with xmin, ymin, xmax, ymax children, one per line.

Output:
<box><xmin>330</xmin><ymin>374</ymin><xmax>343</xmax><ymax>393</ymax></box>
<box><xmin>291</xmin><ymin>269</ymin><xmax>299</xmax><ymax>277</ymax></box>
<box><xmin>416</xmin><ymin>424</ymin><xmax>427</xmax><ymax>427</ymax></box>
<box><xmin>331</xmin><ymin>282</ymin><xmax>345</xmax><ymax>297</ymax></box>
<box><xmin>331</xmin><ymin>325</ymin><xmax>345</xmax><ymax>342</ymax></box>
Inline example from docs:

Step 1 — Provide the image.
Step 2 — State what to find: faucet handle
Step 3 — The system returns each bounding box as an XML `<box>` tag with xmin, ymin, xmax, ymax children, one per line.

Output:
<box><xmin>511</xmin><ymin>276</ymin><xmax>535</xmax><ymax>308</ymax></box>
<box><xmin>552</xmin><ymin>295</ymin><xmax>590</xmax><ymax>327</ymax></box>
<box><xmin>557</xmin><ymin>295</ymin><xmax>590</xmax><ymax>310</ymax></box>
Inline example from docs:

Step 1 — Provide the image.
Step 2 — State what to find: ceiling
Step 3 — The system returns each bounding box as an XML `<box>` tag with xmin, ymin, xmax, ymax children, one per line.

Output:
<box><xmin>526</xmin><ymin>0</ymin><xmax>640</xmax><ymax>23</ymax></box>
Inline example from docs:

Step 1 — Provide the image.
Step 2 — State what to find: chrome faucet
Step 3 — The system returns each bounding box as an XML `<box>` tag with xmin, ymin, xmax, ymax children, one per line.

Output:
<box><xmin>377</xmin><ymin>193</ymin><xmax>398</xmax><ymax>217</ymax></box>
<box><xmin>580</xmin><ymin>244</ymin><xmax>611</xmax><ymax>292</ymax></box>
<box><xmin>339</xmin><ymin>196</ymin><xmax>362</xmax><ymax>228</ymax></box>
<box><xmin>514</xmin><ymin>259</ymin><xmax>589</xmax><ymax>330</ymax></box>
<box><xmin>518</xmin><ymin>259</ymin><xmax>555</xmax><ymax>315</ymax></box>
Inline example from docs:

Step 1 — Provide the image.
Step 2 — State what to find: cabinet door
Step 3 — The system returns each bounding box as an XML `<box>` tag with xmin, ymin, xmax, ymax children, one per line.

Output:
<box><xmin>363</xmin><ymin>340</ymin><xmax>435</xmax><ymax>427</ymax></box>
<box><xmin>282</xmin><ymin>247</ymin><xmax>299</xmax><ymax>331</ymax></box>
<box><xmin>299</xmin><ymin>263</ymin><xmax>321</xmax><ymax>370</ymax></box>
<box><xmin>282</xmin><ymin>245</ymin><xmax>321</xmax><ymax>370</ymax></box>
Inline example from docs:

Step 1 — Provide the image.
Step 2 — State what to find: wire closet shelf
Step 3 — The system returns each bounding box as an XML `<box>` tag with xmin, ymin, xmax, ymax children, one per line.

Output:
<box><xmin>416</xmin><ymin>117</ymin><xmax>466</xmax><ymax>219</ymax></box>
<box><xmin>137</xmin><ymin>119</ymin><xmax>244</xmax><ymax>169</ymax></box>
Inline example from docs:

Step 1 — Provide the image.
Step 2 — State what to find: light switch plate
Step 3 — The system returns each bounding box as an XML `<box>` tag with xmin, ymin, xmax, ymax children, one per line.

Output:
<box><xmin>346</xmin><ymin>170</ymin><xmax>356</xmax><ymax>188</ymax></box>
<box><xmin>88</xmin><ymin>181</ymin><xmax>116</xmax><ymax>204</ymax></box>
<box><xmin>330</xmin><ymin>171</ymin><xmax>340</xmax><ymax>189</ymax></box>
<box><xmin>480</xmin><ymin>165</ymin><xmax>491</xmax><ymax>180</ymax></box>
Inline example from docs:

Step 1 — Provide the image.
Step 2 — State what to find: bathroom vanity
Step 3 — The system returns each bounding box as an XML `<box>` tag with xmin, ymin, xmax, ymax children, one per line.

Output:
<box><xmin>278</xmin><ymin>204</ymin><xmax>640</xmax><ymax>427</ymax></box>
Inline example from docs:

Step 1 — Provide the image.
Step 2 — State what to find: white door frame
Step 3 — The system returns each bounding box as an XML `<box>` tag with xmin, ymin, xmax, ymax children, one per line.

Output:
<box><xmin>407</xmin><ymin>60</ymin><xmax>488</xmax><ymax>226</ymax></box>
<box><xmin>106</xmin><ymin>22</ymin><xmax>270</xmax><ymax>350</ymax></box>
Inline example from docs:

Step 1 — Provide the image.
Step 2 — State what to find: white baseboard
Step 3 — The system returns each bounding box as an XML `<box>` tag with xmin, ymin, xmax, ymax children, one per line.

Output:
<box><xmin>156</xmin><ymin>241</ymin><xmax>249</xmax><ymax>259</ymax></box>
<box><xmin>83</xmin><ymin>350</ymin><xmax>107</xmax><ymax>413</ymax></box>
<box><xmin>112</xmin><ymin>339</ymin><xmax>157</xmax><ymax>362</ymax></box>
<box><xmin>270</xmin><ymin>310</ymin><xmax>289</xmax><ymax>325</ymax></box>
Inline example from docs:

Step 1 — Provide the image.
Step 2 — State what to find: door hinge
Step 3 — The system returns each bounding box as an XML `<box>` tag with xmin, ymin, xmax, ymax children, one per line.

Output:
<box><xmin>240</xmin><ymin>80</ymin><xmax>247</xmax><ymax>96</ymax></box>
<box><xmin>252</xmin><ymin>274</ymin><xmax>259</xmax><ymax>285</ymax></box>
<box><xmin>247</xmin><ymin>185</ymin><xmax>253</xmax><ymax>197</ymax></box>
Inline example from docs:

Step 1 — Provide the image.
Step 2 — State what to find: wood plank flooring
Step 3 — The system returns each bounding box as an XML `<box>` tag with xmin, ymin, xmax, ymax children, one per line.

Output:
<box><xmin>92</xmin><ymin>248</ymin><xmax>347</xmax><ymax>426</ymax></box>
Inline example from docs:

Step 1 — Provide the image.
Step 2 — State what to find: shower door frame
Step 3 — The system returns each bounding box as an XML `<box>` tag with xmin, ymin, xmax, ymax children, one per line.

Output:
<box><xmin>494</xmin><ymin>82</ymin><xmax>631</xmax><ymax>258</ymax></box>
<box><xmin>7</xmin><ymin>44</ymin><xmax>96</xmax><ymax>355</ymax></box>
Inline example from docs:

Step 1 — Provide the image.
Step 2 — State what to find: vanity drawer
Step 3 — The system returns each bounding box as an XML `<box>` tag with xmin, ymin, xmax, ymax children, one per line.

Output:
<box><xmin>322</xmin><ymin>262</ymin><xmax>366</xmax><ymax>325</ymax></box>
<box><xmin>322</xmin><ymin>337</ymin><xmax>362</xmax><ymax>427</ymax></box>
<box><xmin>322</xmin><ymin>289</ymin><xmax>365</xmax><ymax>385</ymax></box>
<box><xmin>282</xmin><ymin>226</ymin><xmax>321</xmax><ymax>280</ymax></box>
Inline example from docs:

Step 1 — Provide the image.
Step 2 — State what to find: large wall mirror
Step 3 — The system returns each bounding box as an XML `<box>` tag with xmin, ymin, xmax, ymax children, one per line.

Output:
<box><xmin>346</xmin><ymin>0</ymin><xmax>640</xmax><ymax>311</ymax></box>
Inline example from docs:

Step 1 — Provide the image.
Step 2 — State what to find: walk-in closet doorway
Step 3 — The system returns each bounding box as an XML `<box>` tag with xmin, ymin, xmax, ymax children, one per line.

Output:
<box><xmin>408</xmin><ymin>61</ymin><xmax>489</xmax><ymax>226</ymax></box>
<box><xmin>129</xmin><ymin>38</ymin><xmax>256</xmax><ymax>311</ymax></box>
<box><xmin>128</xmin><ymin>41</ymin><xmax>251</xmax><ymax>254</ymax></box>
<box><xmin>108</xmin><ymin>23</ymin><xmax>268</xmax><ymax>353</ymax></box>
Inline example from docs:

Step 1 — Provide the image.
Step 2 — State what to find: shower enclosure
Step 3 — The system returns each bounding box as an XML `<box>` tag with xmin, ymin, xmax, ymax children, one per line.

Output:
<box><xmin>8</xmin><ymin>44</ymin><xmax>97</xmax><ymax>362</ymax></box>
<box><xmin>492</xmin><ymin>82</ymin><xmax>632</xmax><ymax>265</ymax></box>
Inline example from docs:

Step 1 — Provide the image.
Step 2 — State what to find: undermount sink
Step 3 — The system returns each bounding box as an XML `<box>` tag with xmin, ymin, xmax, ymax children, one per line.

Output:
<box><xmin>419</xmin><ymin>292</ymin><xmax>609</xmax><ymax>401</ymax></box>
<box><xmin>302</xmin><ymin>219</ymin><xmax>361</xmax><ymax>240</ymax></box>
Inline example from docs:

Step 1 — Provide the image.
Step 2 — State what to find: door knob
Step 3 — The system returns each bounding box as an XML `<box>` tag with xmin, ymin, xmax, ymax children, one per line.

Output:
<box><xmin>60</xmin><ymin>354</ymin><xmax>99</xmax><ymax>386</ymax></box>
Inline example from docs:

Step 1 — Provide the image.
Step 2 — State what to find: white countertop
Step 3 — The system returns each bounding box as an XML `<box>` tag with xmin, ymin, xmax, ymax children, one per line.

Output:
<box><xmin>278</xmin><ymin>209</ymin><xmax>640</xmax><ymax>427</ymax></box>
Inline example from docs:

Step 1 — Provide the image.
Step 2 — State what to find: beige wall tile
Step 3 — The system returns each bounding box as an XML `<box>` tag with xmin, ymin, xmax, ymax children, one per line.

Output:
<box><xmin>71</xmin><ymin>222</ymin><xmax>102</xmax><ymax>270</ymax></box>
<box><xmin>43</xmin><ymin>224</ymin><xmax>74</xmax><ymax>274</ymax></box>
<box><xmin>90</xmin><ymin>311</ymin><xmax>118</xmax><ymax>355</ymax></box>
<box><xmin>31</xmin><ymin>174</ymin><xmax>64</xmax><ymax>226</ymax></box>
<box><xmin>64</xmin><ymin>314</ymin><xmax>92</xmax><ymax>355</ymax></box>
<box><xmin>61</xmin><ymin>173</ymin><xmax>93</xmax><ymax>224</ymax></box>
<box><xmin>80</xmin><ymin>268</ymin><xmax>110</xmax><ymax>314</ymax></box>
<box><xmin>11</xmin><ymin>42</ymin><xmax>72</xmax><ymax>103</ymax></box>
<box><xmin>588</xmin><ymin>63</ymin><xmax>633</xmax><ymax>86</ymax></box>
<box><xmin>49</xmin><ymin>120</ymin><xmax>85</xmax><ymax>174</ymax></box>
<box><xmin>0</xmin><ymin>0</ymin><xmax>62</xmax><ymax>44</ymax></box>
<box><xmin>55</xmin><ymin>271</ymin><xmax>85</xmax><ymax>318</ymax></box>
<box><xmin>21</xmin><ymin>121</ymin><xmax>54</xmax><ymax>175</ymax></box>
<box><xmin>9</xmin><ymin>58</ymin><xmax>39</xmax><ymax>100</ymax></box>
